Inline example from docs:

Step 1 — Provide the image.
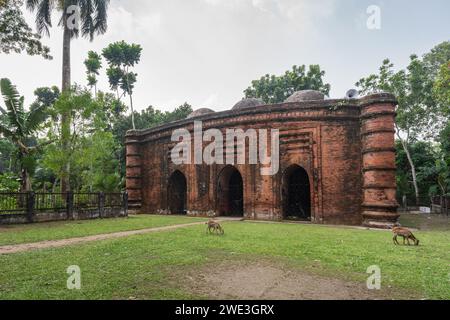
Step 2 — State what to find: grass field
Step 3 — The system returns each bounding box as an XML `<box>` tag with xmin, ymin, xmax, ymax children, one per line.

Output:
<box><xmin>0</xmin><ymin>215</ymin><xmax>207</xmax><ymax>246</ymax></box>
<box><xmin>0</xmin><ymin>214</ymin><xmax>448</xmax><ymax>300</ymax></box>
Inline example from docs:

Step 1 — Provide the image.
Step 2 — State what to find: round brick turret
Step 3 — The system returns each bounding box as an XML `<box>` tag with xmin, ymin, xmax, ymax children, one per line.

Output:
<box><xmin>359</xmin><ymin>93</ymin><xmax>399</xmax><ymax>228</ymax></box>
<box><xmin>125</xmin><ymin>133</ymin><xmax>142</xmax><ymax>213</ymax></box>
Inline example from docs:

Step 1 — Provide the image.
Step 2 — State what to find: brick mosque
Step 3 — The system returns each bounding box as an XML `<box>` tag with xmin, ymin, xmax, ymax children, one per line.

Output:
<box><xmin>125</xmin><ymin>90</ymin><xmax>400</xmax><ymax>228</ymax></box>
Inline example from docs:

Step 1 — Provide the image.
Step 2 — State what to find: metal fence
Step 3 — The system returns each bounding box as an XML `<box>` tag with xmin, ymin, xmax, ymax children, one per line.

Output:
<box><xmin>0</xmin><ymin>192</ymin><xmax>128</xmax><ymax>223</ymax></box>
<box><xmin>398</xmin><ymin>195</ymin><xmax>449</xmax><ymax>215</ymax></box>
<box><xmin>431</xmin><ymin>196</ymin><xmax>449</xmax><ymax>215</ymax></box>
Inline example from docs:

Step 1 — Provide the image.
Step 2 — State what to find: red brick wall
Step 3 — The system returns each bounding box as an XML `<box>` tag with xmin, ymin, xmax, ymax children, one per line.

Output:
<box><xmin>126</xmin><ymin>93</ymin><xmax>398</xmax><ymax>227</ymax></box>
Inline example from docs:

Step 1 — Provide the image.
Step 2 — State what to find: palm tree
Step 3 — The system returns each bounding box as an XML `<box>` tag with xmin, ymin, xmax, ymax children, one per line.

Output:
<box><xmin>26</xmin><ymin>0</ymin><xmax>110</xmax><ymax>192</ymax></box>
<box><xmin>0</xmin><ymin>78</ymin><xmax>52</xmax><ymax>192</ymax></box>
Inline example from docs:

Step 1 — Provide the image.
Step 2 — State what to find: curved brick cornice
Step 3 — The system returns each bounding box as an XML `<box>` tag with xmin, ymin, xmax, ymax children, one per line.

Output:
<box><xmin>126</xmin><ymin>94</ymin><xmax>398</xmax><ymax>142</ymax></box>
<box><xmin>125</xmin><ymin>99</ymin><xmax>363</xmax><ymax>140</ymax></box>
<box><xmin>358</xmin><ymin>92</ymin><xmax>397</xmax><ymax>107</ymax></box>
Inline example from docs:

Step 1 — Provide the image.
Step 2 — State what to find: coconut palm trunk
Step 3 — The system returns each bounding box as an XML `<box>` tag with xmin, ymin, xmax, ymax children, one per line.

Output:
<box><xmin>25</xmin><ymin>0</ymin><xmax>110</xmax><ymax>193</ymax></box>
<box><xmin>61</xmin><ymin>16</ymin><xmax>71</xmax><ymax>193</ymax></box>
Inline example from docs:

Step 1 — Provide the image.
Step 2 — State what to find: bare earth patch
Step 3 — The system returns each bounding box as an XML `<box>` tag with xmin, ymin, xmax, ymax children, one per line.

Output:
<box><xmin>184</xmin><ymin>260</ymin><xmax>392</xmax><ymax>300</ymax></box>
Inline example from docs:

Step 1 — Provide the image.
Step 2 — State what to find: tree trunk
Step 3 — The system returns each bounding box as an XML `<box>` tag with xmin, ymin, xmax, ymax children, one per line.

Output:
<box><xmin>129</xmin><ymin>93</ymin><xmax>135</xmax><ymax>130</ymax></box>
<box><xmin>21</xmin><ymin>168</ymin><xmax>31</xmax><ymax>192</ymax></box>
<box><xmin>400</xmin><ymin>138</ymin><xmax>420</xmax><ymax>206</ymax></box>
<box><xmin>61</xmin><ymin>20</ymin><xmax>71</xmax><ymax>193</ymax></box>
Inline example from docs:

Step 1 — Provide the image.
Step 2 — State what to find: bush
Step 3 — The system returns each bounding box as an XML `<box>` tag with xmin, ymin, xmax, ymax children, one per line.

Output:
<box><xmin>0</xmin><ymin>173</ymin><xmax>20</xmax><ymax>193</ymax></box>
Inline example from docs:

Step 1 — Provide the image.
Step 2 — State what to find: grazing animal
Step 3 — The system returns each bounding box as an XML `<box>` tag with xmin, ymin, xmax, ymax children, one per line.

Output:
<box><xmin>206</xmin><ymin>220</ymin><xmax>224</xmax><ymax>235</ymax></box>
<box><xmin>392</xmin><ymin>226</ymin><xmax>419</xmax><ymax>246</ymax></box>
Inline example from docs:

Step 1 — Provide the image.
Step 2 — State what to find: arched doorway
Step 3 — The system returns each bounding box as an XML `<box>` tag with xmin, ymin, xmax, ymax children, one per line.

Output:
<box><xmin>168</xmin><ymin>170</ymin><xmax>187</xmax><ymax>215</ymax></box>
<box><xmin>282</xmin><ymin>165</ymin><xmax>311</xmax><ymax>220</ymax></box>
<box><xmin>217</xmin><ymin>166</ymin><xmax>243</xmax><ymax>216</ymax></box>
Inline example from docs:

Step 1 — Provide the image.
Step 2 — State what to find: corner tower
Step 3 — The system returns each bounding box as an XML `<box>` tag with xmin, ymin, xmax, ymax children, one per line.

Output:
<box><xmin>125</xmin><ymin>131</ymin><xmax>142</xmax><ymax>213</ymax></box>
<box><xmin>360</xmin><ymin>93</ymin><xmax>399</xmax><ymax>228</ymax></box>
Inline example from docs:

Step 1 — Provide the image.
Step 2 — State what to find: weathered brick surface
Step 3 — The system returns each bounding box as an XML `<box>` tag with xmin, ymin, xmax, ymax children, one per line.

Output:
<box><xmin>126</xmin><ymin>93</ymin><xmax>399</xmax><ymax>227</ymax></box>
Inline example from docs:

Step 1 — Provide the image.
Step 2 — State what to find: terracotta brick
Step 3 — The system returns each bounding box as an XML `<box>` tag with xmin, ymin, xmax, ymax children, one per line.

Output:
<box><xmin>125</xmin><ymin>93</ymin><xmax>399</xmax><ymax>228</ymax></box>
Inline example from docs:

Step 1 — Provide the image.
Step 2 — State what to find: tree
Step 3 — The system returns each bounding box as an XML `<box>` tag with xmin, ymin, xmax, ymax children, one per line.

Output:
<box><xmin>0</xmin><ymin>78</ymin><xmax>52</xmax><ymax>191</ymax></box>
<box><xmin>26</xmin><ymin>0</ymin><xmax>110</xmax><ymax>193</ymax></box>
<box><xmin>356</xmin><ymin>42</ymin><xmax>449</xmax><ymax>205</ymax></box>
<box><xmin>41</xmin><ymin>87</ymin><xmax>124</xmax><ymax>192</ymax></box>
<box><xmin>31</xmin><ymin>86</ymin><xmax>61</xmax><ymax>110</ymax></box>
<box><xmin>102</xmin><ymin>41</ymin><xmax>143</xmax><ymax>129</ymax></box>
<box><xmin>423</xmin><ymin>41</ymin><xmax>450</xmax><ymax>78</ymax></box>
<box><xmin>433</xmin><ymin>62</ymin><xmax>450</xmax><ymax>109</ymax></box>
<box><xmin>84</xmin><ymin>50</ymin><xmax>102</xmax><ymax>96</ymax></box>
<box><xmin>0</xmin><ymin>0</ymin><xmax>51</xmax><ymax>59</ymax></box>
<box><xmin>244</xmin><ymin>64</ymin><xmax>331</xmax><ymax>103</ymax></box>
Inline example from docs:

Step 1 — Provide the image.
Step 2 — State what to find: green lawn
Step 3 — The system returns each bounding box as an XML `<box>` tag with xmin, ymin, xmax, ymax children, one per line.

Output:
<box><xmin>0</xmin><ymin>216</ymin><xmax>448</xmax><ymax>300</ymax></box>
<box><xmin>0</xmin><ymin>215</ymin><xmax>206</xmax><ymax>246</ymax></box>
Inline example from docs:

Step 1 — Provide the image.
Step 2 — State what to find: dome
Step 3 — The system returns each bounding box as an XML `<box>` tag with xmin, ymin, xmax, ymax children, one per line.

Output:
<box><xmin>232</xmin><ymin>98</ymin><xmax>264</xmax><ymax>110</ymax></box>
<box><xmin>285</xmin><ymin>90</ymin><xmax>325</xmax><ymax>103</ymax></box>
<box><xmin>187</xmin><ymin>108</ymin><xmax>215</xmax><ymax>119</ymax></box>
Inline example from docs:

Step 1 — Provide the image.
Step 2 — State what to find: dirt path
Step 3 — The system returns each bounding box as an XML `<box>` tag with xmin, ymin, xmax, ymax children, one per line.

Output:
<box><xmin>184</xmin><ymin>260</ymin><xmax>404</xmax><ymax>300</ymax></box>
<box><xmin>0</xmin><ymin>221</ymin><xmax>211</xmax><ymax>255</ymax></box>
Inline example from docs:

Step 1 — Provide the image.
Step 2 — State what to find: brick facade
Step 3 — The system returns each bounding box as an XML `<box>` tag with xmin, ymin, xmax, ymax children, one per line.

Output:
<box><xmin>125</xmin><ymin>93</ymin><xmax>399</xmax><ymax>228</ymax></box>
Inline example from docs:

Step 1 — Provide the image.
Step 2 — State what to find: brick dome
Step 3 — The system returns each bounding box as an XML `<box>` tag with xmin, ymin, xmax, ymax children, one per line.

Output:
<box><xmin>232</xmin><ymin>98</ymin><xmax>264</xmax><ymax>110</ymax></box>
<box><xmin>285</xmin><ymin>90</ymin><xmax>325</xmax><ymax>103</ymax></box>
<box><xmin>187</xmin><ymin>108</ymin><xmax>215</xmax><ymax>119</ymax></box>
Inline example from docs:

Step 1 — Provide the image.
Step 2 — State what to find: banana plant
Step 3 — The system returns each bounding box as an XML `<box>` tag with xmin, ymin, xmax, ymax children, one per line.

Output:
<box><xmin>0</xmin><ymin>78</ymin><xmax>53</xmax><ymax>192</ymax></box>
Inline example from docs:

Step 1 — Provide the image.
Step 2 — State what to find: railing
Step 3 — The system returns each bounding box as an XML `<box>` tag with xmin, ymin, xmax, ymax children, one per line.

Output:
<box><xmin>0</xmin><ymin>192</ymin><xmax>128</xmax><ymax>223</ymax></box>
<box><xmin>431</xmin><ymin>196</ymin><xmax>449</xmax><ymax>216</ymax></box>
<box><xmin>0</xmin><ymin>193</ymin><xmax>29</xmax><ymax>215</ymax></box>
<box><xmin>398</xmin><ymin>195</ymin><xmax>450</xmax><ymax>215</ymax></box>
<box><xmin>35</xmin><ymin>193</ymin><xmax>67</xmax><ymax>213</ymax></box>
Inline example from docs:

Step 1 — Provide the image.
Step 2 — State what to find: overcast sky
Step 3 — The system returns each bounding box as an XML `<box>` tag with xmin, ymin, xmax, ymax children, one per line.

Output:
<box><xmin>1</xmin><ymin>0</ymin><xmax>449</xmax><ymax>113</ymax></box>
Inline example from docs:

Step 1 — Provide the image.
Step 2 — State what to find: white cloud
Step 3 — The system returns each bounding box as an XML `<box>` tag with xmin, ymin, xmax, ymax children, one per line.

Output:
<box><xmin>202</xmin><ymin>0</ymin><xmax>337</xmax><ymax>22</ymax></box>
<box><xmin>2</xmin><ymin>0</ymin><xmax>446</xmax><ymax>115</ymax></box>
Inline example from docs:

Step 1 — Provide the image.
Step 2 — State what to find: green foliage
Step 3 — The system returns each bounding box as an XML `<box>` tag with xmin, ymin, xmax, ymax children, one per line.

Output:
<box><xmin>0</xmin><ymin>0</ymin><xmax>51</xmax><ymax>59</ymax></box>
<box><xmin>0</xmin><ymin>139</ymin><xmax>15</xmax><ymax>173</ymax></box>
<box><xmin>30</xmin><ymin>86</ymin><xmax>60</xmax><ymax>110</ymax></box>
<box><xmin>396</xmin><ymin>141</ymin><xmax>435</xmax><ymax>200</ymax></box>
<box><xmin>0</xmin><ymin>78</ymin><xmax>51</xmax><ymax>191</ymax></box>
<box><xmin>84</xmin><ymin>51</ymin><xmax>102</xmax><ymax>92</ymax></box>
<box><xmin>78</xmin><ymin>131</ymin><xmax>121</xmax><ymax>192</ymax></box>
<box><xmin>40</xmin><ymin>87</ymin><xmax>122</xmax><ymax>192</ymax></box>
<box><xmin>422</xmin><ymin>41</ymin><xmax>450</xmax><ymax>78</ymax></box>
<box><xmin>244</xmin><ymin>64</ymin><xmax>331</xmax><ymax>103</ymax></box>
<box><xmin>0</xmin><ymin>172</ymin><xmax>20</xmax><ymax>192</ymax></box>
<box><xmin>102</xmin><ymin>41</ymin><xmax>142</xmax><ymax>67</ymax></box>
<box><xmin>357</xmin><ymin>56</ymin><xmax>435</xmax><ymax>140</ymax></box>
<box><xmin>102</xmin><ymin>41</ymin><xmax>143</xmax><ymax>129</ymax></box>
<box><xmin>433</xmin><ymin>62</ymin><xmax>450</xmax><ymax>109</ymax></box>
<box><xmin>357</xmin><ymin>42</ymin><xmax>450</xmax><ymax>203</ymax></box>
<box><xmin>103</xmin><ymin>41</ymin><xmax>142</xmax><ymax>96</ymax></box>
<box><xmin>25</xmin><ymin>0</ymin><xmax>110</xmax><ymax>40</ymax></box>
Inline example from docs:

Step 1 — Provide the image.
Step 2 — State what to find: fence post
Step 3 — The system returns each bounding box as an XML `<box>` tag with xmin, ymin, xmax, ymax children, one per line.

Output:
<box><xmin>123</xmin><ymin>192</ymin><xmax>128</xmax><ymax>217</ymax></box>
<box><xmin>26</xmin><ymin>192</ymin><xmax>35</xmax><ymax>223</ymax></box>
<box><xmin>99</xmin><ymin>192</ymin><xmax>105</xmax><ymax>218</ymax></box>
<box><xmin>66</xmin><ymin>191</ymin><xmax>74</xmax><ymax>220</ymax></box>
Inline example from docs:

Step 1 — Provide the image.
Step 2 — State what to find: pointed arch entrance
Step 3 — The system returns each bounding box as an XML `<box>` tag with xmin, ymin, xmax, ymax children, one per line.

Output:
<box><xmin>282</xmin><ymin>165</ymin><xmax>311</xmax><ymax>220</ymax></box>
<box><xmin>168</xmin><ymin>170</ymin><xmax>187</xmax><ymax>215</ymax></box>
<box><xmin>217</xmin><ymin>166</ymin><xmax>243</xmax><ymax>217</ymax></box>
